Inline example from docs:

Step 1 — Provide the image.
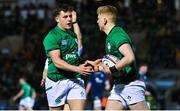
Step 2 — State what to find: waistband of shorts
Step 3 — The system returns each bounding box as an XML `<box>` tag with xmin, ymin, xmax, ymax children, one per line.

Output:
<box><xmin>114</xmin><ymin>80</ymin><xmax>146</xmax><ymax>90</ymax></box>
<box><xmin>114</xmin><ymin>76</ymin><xmax>138</xmax><ymax>85</ymax></box>
<box><xmin>47</xmin><ymin>73</ymin><xmax>80</xmax><ymax>82</ymax></box>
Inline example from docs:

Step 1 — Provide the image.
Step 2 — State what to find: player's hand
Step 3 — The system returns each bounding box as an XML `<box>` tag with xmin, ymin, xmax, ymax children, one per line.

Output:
<box><xmin>85</xmin><ymin>59</ymin><xmax>102</xmax><ymax>67</ymax></box>
<box><xmin>98</xmin><ymin>63</ymin><xmax>111</xmax><ymax>75</ymax></box>
<box><xmin>84</xmin><ymin>59</ymin><xmax>102</xmax><ymax>72</ymax></box>
<box><xmin>76</xmin><ymin>64</ymin><xmax>93</xmax><ymax>76</ymax></box>
<box><xmin>72</xmin><ymin>10</ymin><xmax>77</xmax><ymax>23</ymax></box>
<box><xmin>40</xmin><ymin>77</ymin><xmax>46</xmax><ymax>87</ymax></box>
<box><xmin>145</xmin><ymin>91</ymin><xmax>152</xmax><ymax>96</ymax></box>
<box><xmin>85</xmin><ymin>59</ymin><xmax>102</xmax><ymax>65</ymax></box>
<box><xmin>11</xmin><ymin>96</ymin><xmax>16</xmax><ymax>102</ymax></box>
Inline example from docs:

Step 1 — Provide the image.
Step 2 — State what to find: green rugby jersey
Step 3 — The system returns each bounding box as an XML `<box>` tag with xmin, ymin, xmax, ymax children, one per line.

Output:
<box><xmin>105</xmin><ymin>26</ymin><xmax>138</xmax><ymax>84</ymax></box>
<box><xmin>21</xmin><ymin>83</ymin><xmax>32</xmax><ymax>98</ymax></box>
<box><xmin>43</xmin><ymin>26</ymin><xmax>81</xmax><ymax>81</ymax></box>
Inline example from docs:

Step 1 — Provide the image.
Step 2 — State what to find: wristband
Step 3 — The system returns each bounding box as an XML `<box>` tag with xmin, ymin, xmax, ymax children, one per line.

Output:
<box><xmin>109</xmin><ymin>66</ymin><xmax>118</xmax><ymax>74</ymax></box>
<box><xmin>72</xmin><ymin>21</ymin><xmax>77</xmax><ymax>24</ymax></box>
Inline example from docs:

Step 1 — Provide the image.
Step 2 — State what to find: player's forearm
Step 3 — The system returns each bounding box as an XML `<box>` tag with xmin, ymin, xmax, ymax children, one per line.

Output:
<box><xmin>85</xmin><ymin>83</ymin><xmax>91</xmax><ymax>94</ymax></box>
<box><xmin>105</xmin><ymin>81</ymin><xmax>110</xmax><ymax>90</ymax></box>
<box><xmin>115</xmin><ymin>55</ymin><xmax>135</xmax><ymax>71</ymax></box>
<box><xmin>73</xmin><ymin>23</ymin><xmax>81</xmax><ymax>38</ymax></box>
<box><xmin>14</xmin><ymin>90</ymin><xmax>24</xmax><ymax>100</ymax></box>
<box><xmin>77</xmin><ymin>39</ymin><xmax>82</xmax><ymax>50</ymax></box>
<box><xmin>42</xmin><ymin>69</ymin><xmax>47</xmax><ymax>78</ymax></box>
<box><xmin>73</xmin><ymin>23</ymin><xmax>82</xmax><ymax>49</ymax></box>
<box><xmin>116</xmin><ymin>43</ymin><xmax>135</xmax><ymax>71</ymax></box>
<box><xmin>53</xmin><ymin>58</ymin><xmax>78</xmax><ymax>72</ymax></box>
<box><xmin>49</xmin><ymin>50</ymin><xmax>79</xmax><ymax>73</ymax></box>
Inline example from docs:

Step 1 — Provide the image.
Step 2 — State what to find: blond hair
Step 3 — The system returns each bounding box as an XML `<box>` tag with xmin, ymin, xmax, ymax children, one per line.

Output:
<box><xmin>97</xmin><ymin>5</ymin><xmax>117</xmax><ymax>23</ymax></box>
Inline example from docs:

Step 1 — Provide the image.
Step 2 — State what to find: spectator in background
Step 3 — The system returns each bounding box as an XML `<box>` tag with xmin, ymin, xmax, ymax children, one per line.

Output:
<box><xmin>86</xmin><ymin>65</ymin><xmax>110</xmax><ymax>110</ymax></box>
<box><xmin>12</xmin><ymin>77</ymin><xmax>36</xmax><ymax>110</ymax></box>
<box><xmin>139</xmin><ymin>63</ymin><xmax>148</xmax><ymax>83</ymax></box>
<box><xmin>138</xmin><ymin>63</ymin><xmax>159</xmax><ymax>110</ymax></box>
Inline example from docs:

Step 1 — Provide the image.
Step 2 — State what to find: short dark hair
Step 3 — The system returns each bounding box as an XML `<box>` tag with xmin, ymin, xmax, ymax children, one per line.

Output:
<box><xmin>139</xmin><ymin>62</ymin><xmax>148</xmax><ymax>67</ymax></box>
<box><xmin>53</xmin><ymin>4</ymin><xmax>74</xmax><ymax>18</ymax></box>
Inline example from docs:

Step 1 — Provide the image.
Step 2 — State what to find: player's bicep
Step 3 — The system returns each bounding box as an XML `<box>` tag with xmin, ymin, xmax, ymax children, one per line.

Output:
<box><xmin>118</xmin><ymin>43</ymin><xmax>135</xmax><ymax>61</ymax></box>
<box><xmin>48</xmin><ymin>49</ymin><xmax>61</xmax><ymax>63</ymax></box>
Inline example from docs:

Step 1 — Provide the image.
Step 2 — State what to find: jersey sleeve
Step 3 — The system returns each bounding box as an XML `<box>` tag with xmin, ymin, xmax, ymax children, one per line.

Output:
<box><xmin>112</xmin><ymin>29</ymin><xmax>131</xmax><ymax>49</ymax></box>
<box><xmin>43</xmin><ymin>33</ymin><xmax>60</xmax><ymax>52</ymax></box>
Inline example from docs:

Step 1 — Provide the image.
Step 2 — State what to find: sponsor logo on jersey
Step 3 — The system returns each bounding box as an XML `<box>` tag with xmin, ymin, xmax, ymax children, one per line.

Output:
<box><xmin>95</xmin><ymin>77</ymin><xmax>103</xmax><ymax>83</ymax></box>
<box><xmin>65</xmin><ymin>53</ymin><xmax>77</xmax><ymax>60</ymax></box>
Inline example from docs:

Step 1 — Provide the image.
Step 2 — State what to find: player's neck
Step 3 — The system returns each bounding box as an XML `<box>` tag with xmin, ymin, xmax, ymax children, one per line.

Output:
<box><xmin>57</xmin><ymin>24</ymin><xmax>68</xmax><ymax>32</ymax></box>
<box><xmin>104</xmin><ymin>23</ymin><xmax>116</xmax><ymax>35</ymax></box>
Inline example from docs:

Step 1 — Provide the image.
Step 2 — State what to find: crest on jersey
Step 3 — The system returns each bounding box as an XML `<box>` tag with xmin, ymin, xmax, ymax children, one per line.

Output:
<box><xmin>61</xmin><ymin>40</ymin><xmax>67</xmax><ymax>45</ymax></box>
<box><xmin>107</xmin><ymin>42</ymin><xmax>111</xmax><ymax>51</ymax></box>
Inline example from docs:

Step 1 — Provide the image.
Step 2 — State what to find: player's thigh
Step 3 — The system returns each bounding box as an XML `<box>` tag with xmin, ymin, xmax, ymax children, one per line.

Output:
<box><xmin>64</xmin><ymin>104</ymin><xmax>70</xmax><ymax>110</ymax></box>
<box><xmin>106</xmin><ymin>100</ymin><xmax>124</xmax><ymax>110</ymax></box>
<box><xmin>67</xmin><ymin>99</ymin><xmax>85</xmax><ymax>110</ymax></box>
<box><xmin>66</xmin><ymin>78</ymin><xmax>86</xmax><ymax>110</ymax></box>
<box><xmin>129</xmin><ymin>101</ymin><xmax>149</xmax><ymax>110</ymax></box>
<box><xmin>45</xmin><ymin>78</ymin><xmax>69</xmax><ymax>107</ymax></box>
<box><xmin>18</xmin><ymin>106</ymin><xmax>26</xmax><ymax>110</ymax></box>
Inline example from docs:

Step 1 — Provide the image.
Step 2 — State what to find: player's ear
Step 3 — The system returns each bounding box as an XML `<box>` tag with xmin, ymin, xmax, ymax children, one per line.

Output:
<box><xmin>104</xmin><ymin>18</ymin><xmax>107</xmax><ymax>25</ymax></box>
<box><xmin>55</xmin><ymin>16</ymin><xmax>59</xmax><ymax>22</ymax></box>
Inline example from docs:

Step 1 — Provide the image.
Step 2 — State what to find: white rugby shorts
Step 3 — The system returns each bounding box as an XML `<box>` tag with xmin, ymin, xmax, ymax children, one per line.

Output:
<box><xmin>108</xmin><ymin>80</ymin><xmax>146</xmax><ymax>108</ymax></box>
<box><xmin>19</xmin><ymin>97</ymin><xmax>34</xmax><ymax>108</ymax></box>
<box><xmin>45</xmin><ymin>77</ymin><xmax>86</xmax><ymax>107</ymax></box>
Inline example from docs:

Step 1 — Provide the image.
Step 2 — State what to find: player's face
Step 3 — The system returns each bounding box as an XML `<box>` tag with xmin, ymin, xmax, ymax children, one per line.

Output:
<box><xmin>56</xmin><ymin>11</ymin><xmax>72</xmax><ymax>30</ymax></box>
<box><xmin>97</xmin><ymin>14</ymin><xmax>105</xmax><ymax>31</ymax></box>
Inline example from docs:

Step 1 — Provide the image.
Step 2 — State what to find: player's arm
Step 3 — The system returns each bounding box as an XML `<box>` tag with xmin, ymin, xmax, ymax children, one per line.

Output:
<box><xmin>49</xmin><ymin>49</ymin><xmax>92</xmax><ymax>75</ymax></box>
<box><xmin>41</xmin><ymin>68</ymin><xmax>47</xmax><ymax>86</ymax></box>
<box><xmin>85</xmin><ymin>82</ymin><xmax>92</xmax><ymax>95</ymax></box>
<box><xmin>41</xmin><ymin>59</ymin><xmax>48</xmax><ymax>86</ymax></box>
<box><xmin>100</xmin><ymin>43</ymin><xmax>135</xmax><ymax>74</ymax></box>
<box><xmin>32</xmin><ymin>89</ymin><xmax>37</xmax><ymax>99</ymax></box>
<box><xmin>115</xmin><ymin>43</ymin><xmax>135</xmax><ymax>70</ymax></box>
<box><xmin>105</xmin><ymin>80</ymin><xmax>110</xmax><ymax>91</ymax></box>
<box><xmin>12</xmin><ymin>89</ymin><xmax>24</xmax><ymax>101</ymax></box>
<box><xmin>85</xmin><ymin>59</ymin><xmax>102</xmax><ymax>65</ymax></box>
<box><xmin>85</xmin><ymin>59</ymin><xmax>102</xmax><ymax>67</ymax></box>
<box><xmin>72</xmin><ymin>11</ymin><xmax>83</xmax><ymax>56</ymax></box>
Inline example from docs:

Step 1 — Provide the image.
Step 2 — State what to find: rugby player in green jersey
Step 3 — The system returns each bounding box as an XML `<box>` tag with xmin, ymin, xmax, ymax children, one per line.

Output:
<box><xmin>88</xmin><ymin>5</ymin><xmax>149</xmax><ymax>110</ymax></box>
<box><xmin>12</xmin><ymin>77</ymin><xmax>36</xmax><ymax>110</ymax></box>
<box><xmin>43</xmin><ymin>4</ymin><xmax>92</xmax><ymax>110</ymax></box>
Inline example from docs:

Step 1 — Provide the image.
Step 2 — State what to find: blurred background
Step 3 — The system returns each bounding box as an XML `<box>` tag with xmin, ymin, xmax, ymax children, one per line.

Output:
<box><xmin>0</xmin><ymin>0</ymin><xmax>179</xmax><ymax>110</ymax></box>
